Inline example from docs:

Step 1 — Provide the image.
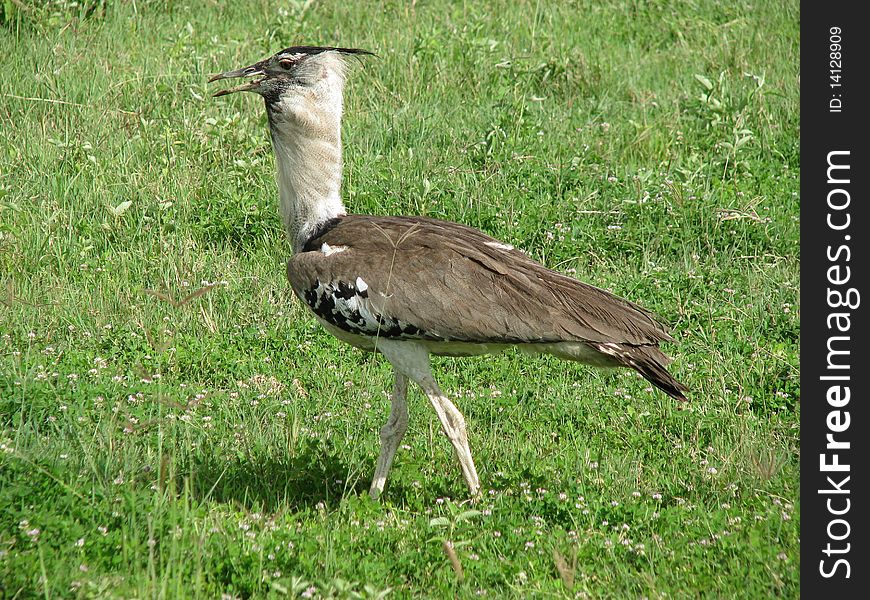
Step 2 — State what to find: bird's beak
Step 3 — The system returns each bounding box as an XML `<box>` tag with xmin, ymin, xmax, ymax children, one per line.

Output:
<box><xmin>208</xmin><ymin>63</ymin><xmax>266</xmax><ymax>97</ymax></box>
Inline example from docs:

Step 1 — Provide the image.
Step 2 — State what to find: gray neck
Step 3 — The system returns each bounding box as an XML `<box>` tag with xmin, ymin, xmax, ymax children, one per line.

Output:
<box><xmin>267</xmin><ymin>91</ymin><xmax>347</xmax><ymax>254</ymax></box>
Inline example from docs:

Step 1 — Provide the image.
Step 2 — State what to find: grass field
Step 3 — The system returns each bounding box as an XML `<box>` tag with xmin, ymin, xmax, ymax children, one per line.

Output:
<box><xmin>0</xmin><ymin>0</ymin><xmax>800</xmax><ymax>597</ymax></box>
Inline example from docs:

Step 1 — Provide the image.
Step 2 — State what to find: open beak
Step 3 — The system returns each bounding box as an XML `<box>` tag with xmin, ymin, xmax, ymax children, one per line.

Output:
<box><xmin>208</xmin><ymin>62</ymin><xmax>266</xmax><ymax>97</ymax></box>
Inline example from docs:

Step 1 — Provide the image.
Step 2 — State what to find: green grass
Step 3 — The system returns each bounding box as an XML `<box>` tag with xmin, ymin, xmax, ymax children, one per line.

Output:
<box><xmin>0</xmin><ymin>0</ymin><xmax>799</xmax><ymax>597</ymax></box>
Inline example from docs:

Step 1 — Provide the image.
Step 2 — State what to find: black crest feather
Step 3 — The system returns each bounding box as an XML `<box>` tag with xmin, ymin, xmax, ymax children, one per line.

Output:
<box><xmin>279</xmin><ymin>46</ymin><xmax>376</xmax><ymax>58</ymax></box>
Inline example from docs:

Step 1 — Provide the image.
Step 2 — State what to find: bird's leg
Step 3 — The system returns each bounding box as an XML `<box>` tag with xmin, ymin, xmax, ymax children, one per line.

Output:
<box><xmin>369</xmin><ymin>371</ymin><xmax>409</xmax><ymax>499</ymax></box>
<box><xmin>418</xmin><ymin>375</ymin><xmax>480</xmax><ymax>497</ymax></box>
<box><xmin>374</xmin><ymin>339</ymin><xmax>480</xmax><ymax>497</ymax></box>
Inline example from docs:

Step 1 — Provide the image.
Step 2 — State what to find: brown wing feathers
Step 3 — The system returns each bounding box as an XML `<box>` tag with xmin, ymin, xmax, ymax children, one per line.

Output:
<box><xmin>287</xmin><ymin>214</ymin><xmax>687</xmax><ymax>400</ymax></box>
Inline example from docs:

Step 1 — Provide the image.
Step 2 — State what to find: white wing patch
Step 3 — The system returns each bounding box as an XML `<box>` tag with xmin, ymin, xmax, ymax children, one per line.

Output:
<box><xmin>321</xmin><ymin>243</ymin><xmax>348</xmax><ymax>256</ymax></box>
<box><xmin>484</xmin><ymin>241</ymin><xmax>514</xmax><ymax>251</ymax></box>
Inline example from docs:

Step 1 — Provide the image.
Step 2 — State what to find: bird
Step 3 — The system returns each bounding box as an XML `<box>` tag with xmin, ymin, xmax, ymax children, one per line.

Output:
<box><xmin>209</xmin><ymin>46</ymin><xmax>688</xmax><ymax>499</ymax></box>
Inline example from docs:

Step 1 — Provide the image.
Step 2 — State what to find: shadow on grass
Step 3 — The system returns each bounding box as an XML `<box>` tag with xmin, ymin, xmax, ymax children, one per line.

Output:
<box><xmin>183</xmin><ymin>439</ymin><xmax>420</xmax><ymax>512</ymax></box>
<box><xmin>182</xmin><ymin>439</ymin><xmax>371</xmax><ymax>512</ymax></box>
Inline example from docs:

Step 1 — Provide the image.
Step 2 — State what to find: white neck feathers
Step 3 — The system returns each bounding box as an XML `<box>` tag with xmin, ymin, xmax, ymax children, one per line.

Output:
<box><xmin>267</xmin><ymin>59</ymin><xmax>348</xmax><ymax>253</ymax></box>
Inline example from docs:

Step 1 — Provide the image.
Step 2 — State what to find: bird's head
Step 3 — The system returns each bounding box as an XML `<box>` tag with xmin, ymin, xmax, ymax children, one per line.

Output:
<box><xmin>209</xmin><ymin>46</ymin><xmax>374</xmax><ymax>109</ymax></box>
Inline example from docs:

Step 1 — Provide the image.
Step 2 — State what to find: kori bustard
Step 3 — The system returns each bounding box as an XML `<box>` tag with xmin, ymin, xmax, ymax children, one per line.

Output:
<box><xmin>210</xmin><ymin>46</ymin><xmax>687</xmax><ymax>499</ymax></box>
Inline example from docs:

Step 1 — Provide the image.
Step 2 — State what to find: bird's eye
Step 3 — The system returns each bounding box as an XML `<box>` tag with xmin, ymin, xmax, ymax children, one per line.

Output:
<box><xmin>278</xmin><ymin>59</ymin><xmax>294</xmax><ymax>70</ymax></box>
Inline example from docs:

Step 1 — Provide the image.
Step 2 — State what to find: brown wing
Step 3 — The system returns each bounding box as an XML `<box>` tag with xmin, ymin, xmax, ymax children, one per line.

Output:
<box><xmin>286</xmin><ymin>215</ymin><xmax>673</xmax><ymax>346</ymax></box>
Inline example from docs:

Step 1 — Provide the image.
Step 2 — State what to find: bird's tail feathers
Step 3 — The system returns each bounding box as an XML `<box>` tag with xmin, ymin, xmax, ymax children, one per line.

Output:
<box><xmin>590</xmin><ymin>342</ymin><xmax>688</xmax><ymax>402</ymax></box>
